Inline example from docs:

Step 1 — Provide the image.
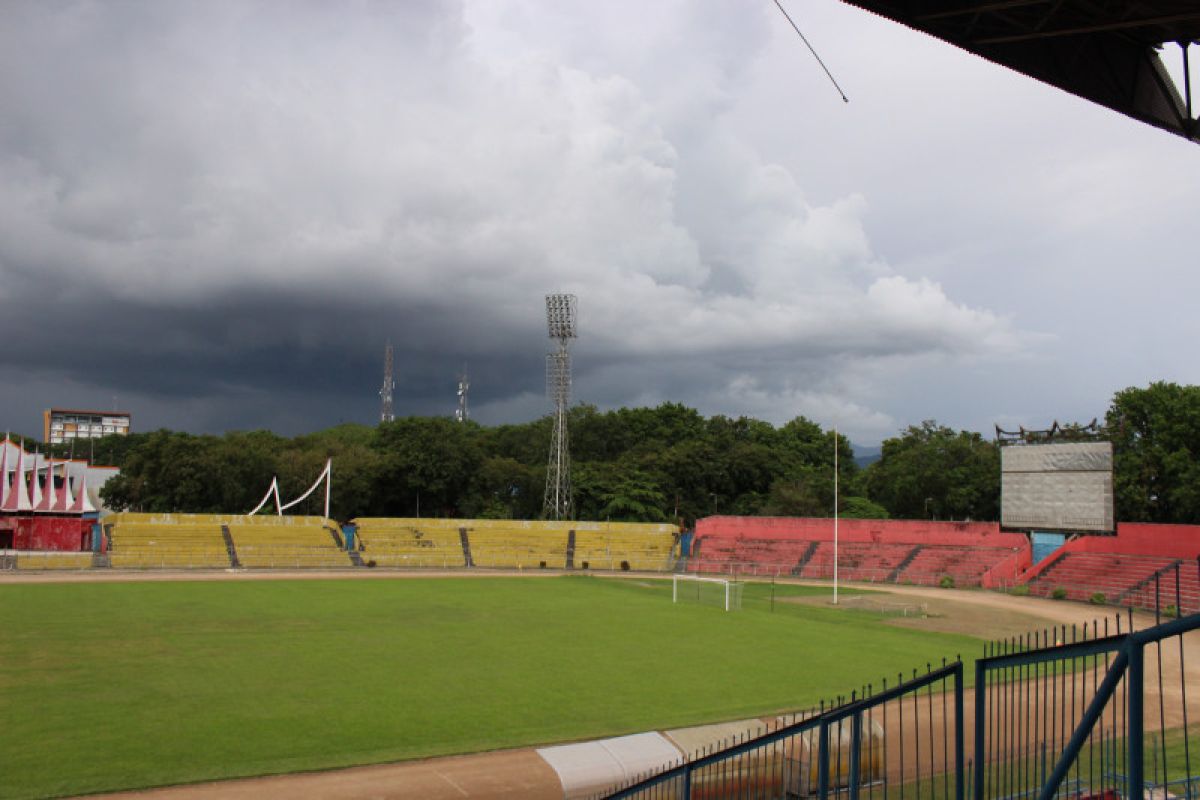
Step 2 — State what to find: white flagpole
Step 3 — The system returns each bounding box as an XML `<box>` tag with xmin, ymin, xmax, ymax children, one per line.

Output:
<box><xmin>833</xmin><ymin>424</ymin><xmax>839</xmax><ymax>605</ymax></box>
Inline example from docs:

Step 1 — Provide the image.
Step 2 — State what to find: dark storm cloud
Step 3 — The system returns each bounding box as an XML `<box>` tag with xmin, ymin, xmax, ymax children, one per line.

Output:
<box><xmin>0</xmin><ymin>278</ymin><xmax>552</xmax><ymax>430</ymax></box>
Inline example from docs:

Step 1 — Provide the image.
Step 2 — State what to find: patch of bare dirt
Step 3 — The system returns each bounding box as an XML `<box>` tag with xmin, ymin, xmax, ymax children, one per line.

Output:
<box><xmin>781</xmin><ymin>588</ymin><xmax>1097</xmax><ymax>639</ymax></box>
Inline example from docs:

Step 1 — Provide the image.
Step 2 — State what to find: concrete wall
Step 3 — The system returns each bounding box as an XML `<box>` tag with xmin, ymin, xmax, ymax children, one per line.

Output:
<box><xmin>1</xmin><ymin>516</ymin><xmax>92</xmax><ymax>551</ymax></box>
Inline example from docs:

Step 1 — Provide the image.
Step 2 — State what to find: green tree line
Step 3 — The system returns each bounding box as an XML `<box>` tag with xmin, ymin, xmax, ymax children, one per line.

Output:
<box><xmin>62</xmin><ymin>382</ymin><xmax>1200</xmax><ymax>525</ymax></box>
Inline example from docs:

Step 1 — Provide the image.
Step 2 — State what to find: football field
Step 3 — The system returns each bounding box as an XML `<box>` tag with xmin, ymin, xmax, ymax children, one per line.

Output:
<box><xmin>0</xmin><ymin>575</ymin><xmax>982</xmax><ymax>799</ymax></box>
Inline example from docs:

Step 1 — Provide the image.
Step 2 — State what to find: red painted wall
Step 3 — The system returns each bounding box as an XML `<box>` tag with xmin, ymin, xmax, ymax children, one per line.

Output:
<box><xmin>1108</xmin><ymin>524</ymin><xmax>1200</xmax><ymax>557</ymax></box>
<box><xmin>1</xmin><ymin>516</ymin><xmax>92</xmax><ymax>551</ymax></box>
<box><xmin>694</xmin><ymin>516</ymin><xmax>1027</xmax><ymax>549</ymax></box>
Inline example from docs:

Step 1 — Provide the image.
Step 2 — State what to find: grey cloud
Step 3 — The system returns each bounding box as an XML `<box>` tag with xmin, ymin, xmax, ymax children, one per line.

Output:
<box><xmin>5</xmin><ymin>0</ymin><xmax>1188</xmax><ymax>446</ymax></box>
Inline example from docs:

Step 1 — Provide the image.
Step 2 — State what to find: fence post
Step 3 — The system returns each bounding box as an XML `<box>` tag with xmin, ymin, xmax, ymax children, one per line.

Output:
<box><xmin>682</xmin><ymin>761</ymin><xmax>692</xmax><ymax>799</ymax></box>
<box><xmin>849</xmin><ymin>710</ymin><xmax>863</xmax><ymax>800</ymax></box>
<box><xmin>1128</xmin><ymin>642</ymin><xmax>1144</xmax><ymax>800</ymax></box>
<box><xmin>955</xmin><ymin>661</ymin><xmax>965</xmax><ymax>800</ymax></box>
<box><xmin>974</xmin><ymin>658</ymin><xmax>987</xmax><ymax>800</ymax></box>
<box><xmin>818</xmin><ymin>720</ymin><xmax>831</xmax><ymax>800</ymax></box>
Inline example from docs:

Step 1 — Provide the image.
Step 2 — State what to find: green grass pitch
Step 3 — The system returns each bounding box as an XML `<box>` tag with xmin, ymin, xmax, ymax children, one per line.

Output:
<box><xmin>0</xmin><ymin>576</ymin><xmax>983</xmax><ymax>799</ymax></box>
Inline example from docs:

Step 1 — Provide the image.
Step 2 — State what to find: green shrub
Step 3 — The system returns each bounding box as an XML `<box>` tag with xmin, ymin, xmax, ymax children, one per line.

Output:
<box><xmin>1165</xmin><ymin>604</ymin><xmax>1179</xmax><ymax>618</ymax></box>
<box><xmin>939</xmin><ymin>575</ymin><xmax>955</xmax><ymax>589</ymax></box>
<box><xmin>1010</xmin><ymin>585</ymin><xmax>1030</xmax><ymax>596</ymax></box>
<box><xmin>1089</xmin><ymin>592</ymin><xmax>1106</xmax><ymax>605</ymax></box>
<box><xmin>1052</xmin><ymin>587</ymin><xmax>1068</xmax><ymax>600</ymax></box>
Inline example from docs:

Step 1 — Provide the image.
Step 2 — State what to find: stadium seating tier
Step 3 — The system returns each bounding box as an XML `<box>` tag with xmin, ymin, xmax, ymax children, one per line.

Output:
<box><xmin>105</xmin><ymin>513</ymin><xmax>349</xmax><ymax>569</ymax></box>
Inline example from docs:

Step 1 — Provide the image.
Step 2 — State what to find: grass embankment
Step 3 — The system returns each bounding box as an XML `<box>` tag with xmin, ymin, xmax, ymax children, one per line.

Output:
<box><xmin>0</xmin><ymin>576</ymin><xmax>980</xmax><ymax>799</ymax></box>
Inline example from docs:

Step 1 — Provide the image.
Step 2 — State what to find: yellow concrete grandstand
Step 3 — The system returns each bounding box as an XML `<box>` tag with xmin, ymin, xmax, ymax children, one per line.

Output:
<box><xmin>353</xmin><ymin>518</ymin><xmax>466</xmax><ymax>567</ymax></box>
<box><xmin>106</xmin><ymin>513</ymin><xmax>232</xmax><ymax>569</ymax></box>
<box><xmin>467</xmin><ymin>521</ymin><xmax>570</xmax><ymax>569</ymax></box>
<box><xmin>104</xmin><ymin>513</ymin><xmax>349</xmax><ymax>569</ymax></box>
<box><xmin>572</xmin><ymin>522</ymin><xmax>677</xmax><ymax>571</ymax></box>
<box><xmin>14</xmin><ymin>551</ymin><xmax>94</xmax><ymax>570</ymax></box>
<box><xmin>226</xmin><ymin>516</ymin><xmax>351</xmax><ymax>568</ymax></box>
<box><xmin>352</xmin><ymin>518</ymin><xmax>677</xmax><ymax>571</ymax></box>
<box><xmin>99</xmin><ymin>513</ymin><xmax>675</xmax><ymax>571</ymax></box>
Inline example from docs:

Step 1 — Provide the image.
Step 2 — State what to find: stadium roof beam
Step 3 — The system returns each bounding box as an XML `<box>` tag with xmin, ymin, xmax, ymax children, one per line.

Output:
<box><xmin>841</xmin><ymin>0</ymin><xmax>1200</xmax><ymax>144</ymax></box>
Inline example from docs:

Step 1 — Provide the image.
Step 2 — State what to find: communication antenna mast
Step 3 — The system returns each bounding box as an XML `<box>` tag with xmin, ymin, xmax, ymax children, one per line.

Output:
<box><xmin>455</xmin><ymin>366</ymin><xmax>470</xmax><ymax>423</ymax></box>
<box><xmin>379</xmin><ymin>341</ymin><xmax>395</xmax><ymax>423</ymax></box>
<box><xmin>543</xmin><ymin>294</ymin><xmax>577</xmax><ymax>520</ymax></box>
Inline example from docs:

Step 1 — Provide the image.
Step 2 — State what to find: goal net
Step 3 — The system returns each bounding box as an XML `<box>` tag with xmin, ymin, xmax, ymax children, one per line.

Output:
<box><xmin>673</xmin><ymin>574</ymin><xmax>744</xmax><ymax>611</ymax></box>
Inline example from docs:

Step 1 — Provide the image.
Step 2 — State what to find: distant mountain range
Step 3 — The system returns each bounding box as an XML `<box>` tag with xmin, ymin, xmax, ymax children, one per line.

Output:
<box><xmin>852</xmin><ymin>443</ymin><xmax>882</xmax><ymax>469</ymax></box>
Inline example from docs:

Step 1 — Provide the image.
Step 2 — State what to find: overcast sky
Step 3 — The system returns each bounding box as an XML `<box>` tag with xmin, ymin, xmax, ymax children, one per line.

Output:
<box><xmin>2</xmin><ymin>1</ymin><xmax>1197</xmax><ymax>446</ymax></box>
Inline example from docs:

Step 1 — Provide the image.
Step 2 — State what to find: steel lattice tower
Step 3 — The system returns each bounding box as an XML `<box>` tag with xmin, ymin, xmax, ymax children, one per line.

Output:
<box><xmin>379</xmin><ymin>341</ymin><xmax>395</xmax><ymax>423</ymax></box>
<box><xmin>543</xmin><ymin>294</ymin><xmax>576</xmax><ymax>520</ymax></box>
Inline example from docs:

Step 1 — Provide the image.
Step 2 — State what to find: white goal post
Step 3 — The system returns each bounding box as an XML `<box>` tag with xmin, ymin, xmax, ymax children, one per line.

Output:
<box><xmin>673</xmin><ymin>574</ymin><xmax>744</xmax><ymax>611</ymax></box>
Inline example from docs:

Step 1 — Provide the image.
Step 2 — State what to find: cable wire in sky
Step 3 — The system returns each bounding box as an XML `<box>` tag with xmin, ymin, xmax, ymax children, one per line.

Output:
<box><xmin>772</xmin><ymin>0</ymin><xmax>849</xmax><ymax>103</ymax></box>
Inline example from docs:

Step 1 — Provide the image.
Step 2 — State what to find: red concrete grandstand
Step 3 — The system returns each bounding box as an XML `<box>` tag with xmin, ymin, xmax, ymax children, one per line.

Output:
<box><xmin>687</xmin><ymin>516</ymin><xmax>1031</xmax><ymax>588</ymax></box>
<box><xmin>685</xmin><ymin>515</ymin><xmax>1200</xmax><ymax>614</ymax></box>
<box><xmin>1020</xmin><ymin>523</ymin><xmax>1200</xmax><ymax>609</ymax></box>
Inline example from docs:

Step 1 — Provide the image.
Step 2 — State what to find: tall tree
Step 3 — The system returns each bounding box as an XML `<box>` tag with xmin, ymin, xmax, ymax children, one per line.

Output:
<box><xmin>373</xmin><ymin>417</ymin><xmax>482</xmax><ymax>517</ymax></box>
<box><xmin>863</xmin><ymin>421</ymin><xmax>999</xmax><ymax>520</ymax></box>
<box><xmin>1107</xmin><ymin>382</ymin><xmax>1200</xmax><ymax>523</ymax></box>
<box><xmin>463</xmin><ymin>456</ymin><xmax>538</xmax><ymax>519</ymax></box>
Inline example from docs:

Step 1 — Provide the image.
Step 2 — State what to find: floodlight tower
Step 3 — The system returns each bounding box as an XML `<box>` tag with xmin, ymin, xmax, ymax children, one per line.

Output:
<box><xmin>379</xmin><ymin>341</ymin><xmax>395</xmax><ymax>423</ymax></box>
<box><xmin>543</xmin><ymin>293</ymin><xmax>577</xmax><ymax>520</ymax></box>
<box><xmin>455</xmin><ymin>366</ymin><xmax>470</xmax><ymax>423</ymax></box>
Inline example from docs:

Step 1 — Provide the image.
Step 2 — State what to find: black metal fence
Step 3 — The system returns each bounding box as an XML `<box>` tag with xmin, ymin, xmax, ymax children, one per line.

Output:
<box><xmin>598</xmin><ymin>609</ymin><xmax>1199</xmax><ymax>800</ymax></box>
<box><xmin>598</xmin><ymin>662</ymin><xmax>965</xmax><ymax>800</ymax></box>
<box><xmin>974</xmin><ymin>611</ymin><xmax>1198</xmax><ymax>800</ymax></box>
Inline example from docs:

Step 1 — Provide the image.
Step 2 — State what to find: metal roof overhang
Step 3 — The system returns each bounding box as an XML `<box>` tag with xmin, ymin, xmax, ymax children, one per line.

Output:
<box><xmin>840</xmin><ymin>1</ymin><xmax>1200</xmax><ymax>143</ymax></box>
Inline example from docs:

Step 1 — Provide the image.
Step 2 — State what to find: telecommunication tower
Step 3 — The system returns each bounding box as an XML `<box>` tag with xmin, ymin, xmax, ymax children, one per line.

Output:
<box><xmin>379</xmin><ymin>341</ymin><xmax>395</xmax><ymax>423</ymax></box>
<box><xmin>543</xmin><ymin>294</ymin><xmax>577</xmax><ymax>520</ymax></box>
<box><xmin>455</xmin><ymin>367</ymin><xmax>470</xmax><ymax>423</ymax></box>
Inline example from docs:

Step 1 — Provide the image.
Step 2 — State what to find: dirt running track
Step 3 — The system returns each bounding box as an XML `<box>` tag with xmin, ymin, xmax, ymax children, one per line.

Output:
<box><xmin>87</xmin><ymin>750</ymin><xmax>564</xmax><ymax>800</ymax></box>
<box><xmin>3</xmin><ymin>570</ymin><xmax>1195</xmax><ymax>799</ymax></box>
